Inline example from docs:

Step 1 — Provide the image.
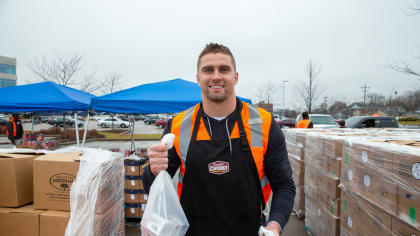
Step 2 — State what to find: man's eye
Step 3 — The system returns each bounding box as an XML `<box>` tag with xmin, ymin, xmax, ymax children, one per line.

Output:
<box><xmin>203</xmin><ymin>68</ymin><xmax>212</xmax><ymax>72</ymax></box>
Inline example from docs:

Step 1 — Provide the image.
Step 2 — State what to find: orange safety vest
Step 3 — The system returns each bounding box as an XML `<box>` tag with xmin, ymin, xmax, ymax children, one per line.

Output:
<box><xmin>296</xmin><ymin>119</ymin><xmax>311</xmax><ymax>128</ymax></box>
<box><xmin>6</xmin><ymin>117</ymin><xmax>17</xmax><ymax>136</ymax></box>
<box><xmin>171</xmin><ymin>101</ymin><xmax>273</xmax><ymax>207</ymax></box>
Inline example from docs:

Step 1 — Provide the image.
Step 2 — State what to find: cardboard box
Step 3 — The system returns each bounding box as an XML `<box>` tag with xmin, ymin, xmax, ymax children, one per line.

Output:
<box><xmin>0</xmin><ymin>152</ymin><xmax>43</xmax><ymax>207</ymax></box>
<box><xmin>343</xmin><ymin>142</ymin><xmax>394</xmax><ymax>174</ymax></box>
<box><xmin>340</xmin><ymin>162</ymin><xmax>397</xmax><ymax>215</ymax></box>
<box><xmin>293</xmin><ymin>186</ymin><xmax>304</xmax><ymax>215</ymax></box>
<box><xmin>125</xmin><ymin>159</ymin><xmax>140</xmax><ymax>176</ymax></box>
<box><xmin>0</xmin><ymin>204</ymin><xmax>44</xmax><ymax>236</ymax></box>
<box><xmin>391</xmin><ymin>215</ymin><xmax>420</xmax><ymax>236</ymax></box>
<box><xmin>286</xmin><ymin>142</ymin><xmax>304</xmax><ymax>160</ymax></box>
<box><xmin>289</xmin><ymin>155</ymin><xmax>304</xmax><ymax>186</ymax></box>
<box><xmin>322</xmin><ymin>137</ymin><xmax>343</xmax><ymax>159</ymax></box>
<box><xmin>125</xmin><ymin>175</ymin><xmax>142</xmax><ymax>190</ymax></box>
<box><xmin>340</xmin><ymin>189</ymin><xmax>392</xmax><ymax>236</ymax></box>
<box><xmin>397</xmin><ymin>185</ymin><xmax>420</xmax><ymax>231</ymax></box>
<box><xmin>33</xmin><ymin>152</ymin><xmax>81</xmax><ymax>211</ymax></box>
<box><xmin>305</xmin><ymin>167</ymin><xmax>341</xmax><ymax>199</ymax></box>
<box><xmin>125</xmin><ymin>203</ymin><xmax>146</xmax><ymax>217</ymax></box>
<box><xmin>305</xmin><ymin>204</ymin><xmax>340</xmax><ymax>236</ymax></box>
<box><xmin>40</xmin><ymin>210</ymin><xmax>70</xmax><ymax>236</ymax></box>
<box><xmin>125</xmin><ymin>189</ymin><xmax>148</xmax><ymax>204</ymax></box>
<box><xmin>392</xmin><ymin>147</ymin><xmax>420</xmax><ymax>193</ymax></box>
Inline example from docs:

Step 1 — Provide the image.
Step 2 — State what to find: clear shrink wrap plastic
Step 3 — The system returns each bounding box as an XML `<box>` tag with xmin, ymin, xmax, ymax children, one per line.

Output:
<box><xmin>340</xmin><ymin>137</ymin><xmax>420</xmax><ymax>235</ymax></box>
<box><xmin>304</xmin><ymin>132</ymin><xmax>343</xmax><ymax>236</ymax></box>
<box><xmin>287</xmin><ymin>128</ymin><xmax>420</xmax><ymax>236</ymax></box>
<box><xmin>64</xmin><ymin>148</ymin><xmax>125</xmax><ymax>236</ymax></box>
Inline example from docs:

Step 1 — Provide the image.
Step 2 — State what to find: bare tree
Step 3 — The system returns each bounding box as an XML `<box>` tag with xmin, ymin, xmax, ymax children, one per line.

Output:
<box><xmin>101</xmin><ymin>72</ymin><xmax>124</xmax><ymax>95</ymax></box>
<box><xmin>27</xmin><ymin>52</ymin><xmax>85</xmax><ymax>86</ymax></box>
<box><xmin>79</xmin><ymin>70</ymin><xmax>103</xmax><ymax>94</ymax></box>
<box><xmin>294</xmin><ymin>60</ymin><xmax>326</xmax><ymax>113</ymax></box>
<box><xmin>101</xmin><ymin>72</ymin><xmax>124</xmax><ymax>130</ymax></box>
<box><xmin>388</xmin><ymin>59</ymin><xmax>420</xmax><ymax>81</ymax></box>
<box><xmin>254</xmin><ymin>81</ymin><xmax>279</xmax><ymax>104</ymax></box>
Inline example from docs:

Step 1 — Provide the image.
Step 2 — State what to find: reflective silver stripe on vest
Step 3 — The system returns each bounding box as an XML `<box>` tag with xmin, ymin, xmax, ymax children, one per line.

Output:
<box><xmin>179</xmin><ymin>107</ymin><xmax>195</xmax><ymax>164</ymax></box>
<box><xmin>248</xmin><ymin>104</ymin><xmax>263</xmax><ymax>148</ymax></box>
<box><xmin>261</xmin><ymin>175</ymin><xmax>269</xmax><ymax>188</ymax></box>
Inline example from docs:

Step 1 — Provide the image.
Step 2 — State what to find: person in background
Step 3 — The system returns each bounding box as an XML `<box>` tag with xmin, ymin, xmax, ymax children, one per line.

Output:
<box><xmin>143</xmin><ymin>43</ymin><xmax>295</xmax><ymax>236</ymax></box>
<box><xmin>7</xmin><ymin>114</ymin><xmax>24</xmax><ymax>148</ymax></box>
<box><xmin>296</xmin><ymin>112</ymin><xmax>313</xmax><ymax>128</ymax></box>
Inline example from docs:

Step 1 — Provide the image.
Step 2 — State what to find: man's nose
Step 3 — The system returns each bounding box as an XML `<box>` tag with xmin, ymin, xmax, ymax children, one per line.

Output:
<box><xmin>212</xmin><ymin>69</ymin><xmax>223</xmax><ymax>79</ymax></box>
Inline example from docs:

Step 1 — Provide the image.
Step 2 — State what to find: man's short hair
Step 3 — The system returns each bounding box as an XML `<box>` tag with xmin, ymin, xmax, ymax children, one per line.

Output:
<box><xmin>197</xmin><ymin>43</ymin><xmax>236</xmax><ymax>71</ymax></box>
<box><xmin>302</xmin><ymin>112</ymin><xmax>309</xmax><ymax>119</ymax></box>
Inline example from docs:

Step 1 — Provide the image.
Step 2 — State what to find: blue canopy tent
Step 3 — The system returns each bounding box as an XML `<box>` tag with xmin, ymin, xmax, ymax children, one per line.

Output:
<box><xmin>91</xmin><ymin>78</ymin><xmax>252</xmax><ymax>151</ymax></box>
<box><xmin>91</xmin><ymin>78</ymin><xmax>252</xmax><ymax>114</ymax></box>
<box><xmin>0</xmin><ymin>81</ymin><xmax>96</xmax><ymax>146</ymax></box>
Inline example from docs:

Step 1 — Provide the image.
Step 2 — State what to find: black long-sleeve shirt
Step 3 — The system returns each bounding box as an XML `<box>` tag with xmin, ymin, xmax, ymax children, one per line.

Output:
<box><xmin>142</xmin><ymin>104</ymin><xmax>296</xmax><ymax>229</ymax></box>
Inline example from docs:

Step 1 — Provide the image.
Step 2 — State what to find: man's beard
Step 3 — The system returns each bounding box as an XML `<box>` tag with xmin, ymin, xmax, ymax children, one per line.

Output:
<box><xmin>205</xmin><ymin>88</ymin><xmax>230</xmax><ymax>102</ymax></box>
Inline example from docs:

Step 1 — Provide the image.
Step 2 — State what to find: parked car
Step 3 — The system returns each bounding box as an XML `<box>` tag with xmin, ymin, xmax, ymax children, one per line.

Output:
<box><xmin>345</xmin><ymin>116</ymin><xmax>399</xmax><ymax>128</ymax></box>
<box><xmin>117</xmin><ymin>115</ymin><xmax>129</xmax><ymax>121</ymax></box>
<box><xmin>155</xmin><ymin>119</ymin><xmax>168</xmax><ymax>128</ymax></box>
<box><xmin>277</xmin><ymin>119</ymin><xmax>296</xmax><ymax>129</ymax></box>
<box><xmin>97</xmin><ymin>118</ymin><xmax>129</xmax><ymax>128</ymax></box>
<box><xmin>295</xmin><ymin>114</ymin><xmax>338</xmax><ymax>128</ymax></box>
<box><xmin>49</xmin><ymin>117</ymin><xmax>84</xmax><ymax>127</ymax></box>
<box><xmin>133</xmin><ymin>115</ymin><xmax>146</xmax><ymax>121</ymax></box>
<box><xmin>0</xmin><ymin>117</ymin><xmax>8</xmax><ymax>126</ymax></box>
<box><xmin>144</xmin><ymin>116</ymin><xmax>158</xmax><ymax>125</ymax></box>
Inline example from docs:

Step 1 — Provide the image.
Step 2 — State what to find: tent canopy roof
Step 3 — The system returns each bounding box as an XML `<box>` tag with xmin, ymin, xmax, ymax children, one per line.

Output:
<box><xmin>91</xmin><ymin>78</ymin><xmax>252</xmax><ymax>114</ymax></box>
<box><xmin>0</xmin><ymin>81</ymin><xmax>95</xmax><ymax>113</ymax></box>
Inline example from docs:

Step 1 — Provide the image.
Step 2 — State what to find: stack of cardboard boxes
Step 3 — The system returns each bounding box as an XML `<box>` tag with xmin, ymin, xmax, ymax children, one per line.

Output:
<box><xmin>340</xmin><ymin>138</ymin><xmax>420</xmax><ymax>235</ymax></box>
<box><xmin>284</xmin><ymin>130</ymin><xmax>306</xmax><ymax>217</ymax></box>
<box><xmin>285</xmin><ymin>128</ymin><xmax>420</xmax><ymax>235</ymax></box>
<box><xmin>0</xmin><ymin>151</ymin><xmax>73</xmax><ymax>236</ymax></box>
<box><xmin>304</xmin><ymin>133</ymin><xmax>342</xmax><ymax>236</ymax></box>
<box><xmin>124</xmin><ymin>158</ymin><xmax>149</xmax><ymax>218</ymax></box>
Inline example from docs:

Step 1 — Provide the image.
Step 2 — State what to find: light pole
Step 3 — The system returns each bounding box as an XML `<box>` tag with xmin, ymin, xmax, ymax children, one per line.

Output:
<box><xmin>282</xmin><ymin>81</ymin><xmax>288</xmax><ymax>119</ymax></box>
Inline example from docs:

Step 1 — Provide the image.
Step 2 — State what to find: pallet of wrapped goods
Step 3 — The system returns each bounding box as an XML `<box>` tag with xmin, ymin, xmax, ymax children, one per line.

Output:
<box><xmin>341</xmin><ymin>138</ymin><xmax>420</xmax><ymax>231</ymax></box>
<box><xmin>64</xmin><ymin>148</ymin><xmax>125</xmax><ymax>236</ymax></box>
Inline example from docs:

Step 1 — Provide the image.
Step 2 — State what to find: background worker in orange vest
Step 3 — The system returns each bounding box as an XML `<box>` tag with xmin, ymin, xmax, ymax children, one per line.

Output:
<box><xmin>296</xmin><ymin>112</ymin><xmax>313</xmax><ymax>128</ymax></box>
<box><xmin>143</xmin><ymin>43</ymin><xmax>295</xmax><ymax>236</ymax></box>
<box><xmin>7</xmin><ymin>114</ymin><xmax>24</xmax><ymax>148</ymax></box>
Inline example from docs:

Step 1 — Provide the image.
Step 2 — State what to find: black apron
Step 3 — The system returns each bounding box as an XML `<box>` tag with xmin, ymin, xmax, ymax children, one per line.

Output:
<box><xmin>180</xmin><ymin>104</ymin><xmax>265</xmax><ymax>236</ymax></box>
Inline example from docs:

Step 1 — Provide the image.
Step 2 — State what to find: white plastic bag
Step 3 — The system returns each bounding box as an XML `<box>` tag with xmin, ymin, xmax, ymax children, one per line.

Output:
<box><xmin>140</xmin><ymin>170</ymin><xmax>189</xmax><ymax>236</ymax></box>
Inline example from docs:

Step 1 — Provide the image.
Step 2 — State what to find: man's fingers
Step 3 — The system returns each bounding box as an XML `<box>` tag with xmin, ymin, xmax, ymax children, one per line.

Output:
<box><xmin>150</xmin><ymin>164</ymin><xmax>168</xmax><ymax>177</ymax></box>
<box><xmin>149</xmin><ymin>143</ymin><xmax>168</xmax><ymax>152</ymax></box>
<box><xmin>149</xmin><ymin>156</ymin><xmax>169</xmax><ymax>165</ymax></box>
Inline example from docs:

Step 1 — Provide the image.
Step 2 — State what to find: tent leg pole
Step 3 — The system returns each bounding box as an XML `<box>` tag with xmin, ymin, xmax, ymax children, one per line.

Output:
<box><xmin>75</xmin><ymin>113</ymin><xmax>80</xmax><ymax>147</ymax></box>
<box><xmin>82</xmin><ymin>113</ymin><xmax>90</xmax><ymax>147</ymax></box>
<box><xmin>31</xmin><ymin>114</ymin><xmax>34</xmax><ymax>134</ymax></box>
<box><xmin>130</xmin><ymin>115</ymin><xmax>135</xmax><ymax>153</ymax></box>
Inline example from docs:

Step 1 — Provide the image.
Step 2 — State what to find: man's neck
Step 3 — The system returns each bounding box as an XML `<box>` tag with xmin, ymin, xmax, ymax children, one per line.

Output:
<box><xmin>202</xmin><ymin>96</ymin><xmax>237</xmax><ymax>117</ymax></box>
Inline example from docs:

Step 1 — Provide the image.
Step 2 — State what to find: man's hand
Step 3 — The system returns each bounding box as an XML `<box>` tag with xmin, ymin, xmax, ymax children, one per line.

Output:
<box><xmin>264</xmin><ymin>221</ymin><xmax>281</xmax><ymax>236</ymax></box>
<box><xmin>148</xmin><ymin>143</ymin><xmax>169</xmax><ymax>177</ymax></box>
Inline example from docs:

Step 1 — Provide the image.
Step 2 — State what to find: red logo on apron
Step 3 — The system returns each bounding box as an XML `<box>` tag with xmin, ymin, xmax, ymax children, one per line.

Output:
<box><xmin>208</xmin><ymin>161</ymin><xmax>230</xmax><ymax>175</ymax></box>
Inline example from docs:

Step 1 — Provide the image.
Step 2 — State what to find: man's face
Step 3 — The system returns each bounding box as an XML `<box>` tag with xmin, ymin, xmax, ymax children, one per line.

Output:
<box><xmin>196</xmin><ymin>53</ymin><xmax>238</xmax><ymax>103</ymax></box>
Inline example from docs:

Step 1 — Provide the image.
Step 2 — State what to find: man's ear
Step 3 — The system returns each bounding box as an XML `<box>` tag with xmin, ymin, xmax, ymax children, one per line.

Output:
<box><xmin>196</xmin><ymin>74</ymin><xmax>200</xmax><ymax>85</ymax></box>
<box><xmin>234</xmin><ymin>72</ymin><xmax>238</xmax><ymax>85</ymax></box>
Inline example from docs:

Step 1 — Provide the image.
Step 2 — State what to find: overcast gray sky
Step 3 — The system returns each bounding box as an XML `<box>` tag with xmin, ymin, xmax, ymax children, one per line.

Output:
<box><xmin>1</xmin><ymin>0</ymin><xmax>419</xmax><ymax>110</ymax></box>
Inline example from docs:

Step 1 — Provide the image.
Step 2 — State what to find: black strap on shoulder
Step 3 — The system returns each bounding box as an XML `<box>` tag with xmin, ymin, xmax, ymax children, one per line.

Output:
<box><xmin>236</xmin><ymin>105</ymin><xmax>251</xmax><ymax>152</ymax></box>
<box><xmin>236</xmin><ymin>103</ymin><xmax>266</xmax><ymax>216</ymax></box>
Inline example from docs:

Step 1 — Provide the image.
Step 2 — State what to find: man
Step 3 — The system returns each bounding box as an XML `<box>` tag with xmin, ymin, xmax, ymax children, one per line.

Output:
<box><xmin>143</xmin><ymin>43</ymin><xmax>295</xmax><ymax>236</ymax></box>
<box><xmin>7</xmin><ymin>114</ymin><xmax>24</xmax><ymax>148</ymax></box>
<box><xmin>296</xmin><ymin>112</ymin><xmax>313</xmax><ymax>128</ymax></box>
